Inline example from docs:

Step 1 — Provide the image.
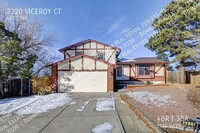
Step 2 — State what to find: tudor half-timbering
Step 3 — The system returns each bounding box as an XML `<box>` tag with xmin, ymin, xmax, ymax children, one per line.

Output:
<box><xmin>47</xmin><ymin>39</ymin><xmax>120</xmax><ymax>92</ymax></box>
<box><xmin>116</xmin><ymin>57</ymin><xmax>168</xmax><ymax>85</ymax></box>
<box><xmin>47</xmin><ymin>39</ymin><xmax>169</xmax><ymax>92</ymax></box>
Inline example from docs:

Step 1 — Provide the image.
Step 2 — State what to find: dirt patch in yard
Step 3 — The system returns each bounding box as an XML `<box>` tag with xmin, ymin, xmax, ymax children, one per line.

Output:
<box><xmin>125</xmin><ymin>84</ymin><xmax>200</xmax><ymax>133</ymax></box>
<box><xmin>162</xmin><ymin>128</ymin><xmax>193</xmax><ymax>133</ymax></box>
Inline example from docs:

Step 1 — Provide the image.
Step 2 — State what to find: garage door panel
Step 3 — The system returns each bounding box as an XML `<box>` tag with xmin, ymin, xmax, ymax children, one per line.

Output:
<box><xmin>58</xmin><ymin>71</ymin><xmax>107</xmax><ymax>92</ymax></box>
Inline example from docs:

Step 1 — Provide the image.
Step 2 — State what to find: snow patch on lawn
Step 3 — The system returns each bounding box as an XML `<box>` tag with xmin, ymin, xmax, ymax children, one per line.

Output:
<box><xmin>0</xmin><ymin>93</ymin><xmax>74</xmax><ymax>115</ymax></box>
<box><xmin>91</xmin><ymin>122</ymin><xmax>113</xmax><ymax>133</ymax></box>
<box><xmin>96</xmin><ymin>98</ymin><xmax>115</xmax><ymax>111</ymax></box>
<box><xmin>0</xmin><ymin>96</ymin><xmax>41</xmax><ymax>115</ymax></box>
<box><xmin>127</xmin><ymin>91</ymin><xmax>177</xmax><ymax>107</ymax></box>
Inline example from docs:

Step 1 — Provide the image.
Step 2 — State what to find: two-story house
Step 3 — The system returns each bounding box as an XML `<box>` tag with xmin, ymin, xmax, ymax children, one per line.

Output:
<box><xmin>47</xmin><ymin>39</ymin><xmax>168</xmax><ymax>92</ymax></box>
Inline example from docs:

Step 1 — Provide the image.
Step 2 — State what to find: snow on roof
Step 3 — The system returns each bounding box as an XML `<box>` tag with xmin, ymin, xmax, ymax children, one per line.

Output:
<box><xmin>118</xmin><ymin>57</ymin><xmax>169</xmax><ymax>64</ymax></box>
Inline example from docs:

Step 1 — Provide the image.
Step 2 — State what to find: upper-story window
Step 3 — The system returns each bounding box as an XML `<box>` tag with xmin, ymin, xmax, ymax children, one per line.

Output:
<box><xmin>75</xmin><ymin>51</ymin><xmax>84</xmax><ymax>56</ymax></box>
<box><xmin>97</xmin><ymin>52</ymin><xmax>104</xmax><ymax>60</ymax></box>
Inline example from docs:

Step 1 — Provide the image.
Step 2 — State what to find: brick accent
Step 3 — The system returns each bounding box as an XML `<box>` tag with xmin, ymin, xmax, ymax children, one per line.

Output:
<box><xmin>51</xmin><ymin>65</ymin><xmax>58</xmax><ymax>91</ymax></box>
<box><xmin>107</xmin><ymin>65</ymin><xmax>114</xmax><ymax>92</ymax></box>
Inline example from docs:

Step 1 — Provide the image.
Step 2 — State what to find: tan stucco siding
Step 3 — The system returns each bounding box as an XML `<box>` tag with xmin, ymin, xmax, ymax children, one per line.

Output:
<box><xmin>58</xmin><ymin>71</ymin><xmax>107</xmax><ymax>92</ymax></box>
<box><xmin>84</xmin><ymin>50</ymin><xmax>96</xmax><ymax>56</ymax></box>
<box><xmin>155</xmin><ymin>64</ymin><xmax>164</xmax><ymax>76</ymax></box>
<box><xmin>96</xmin><ymin>61</ymin><xmax>108</xmax><ymax>69</ymax></box>
<box><xmin>83</xmin><ymin>57</ymin><xmax>95</xmax><ymax>69</ymax></box>
<box><xmin>105</xmin><ymin>49</ymin><xmax>116</xmax><ymax>64</ymax></box>
<box><xmin>71</xmin><ymin>57</ymin><xmax>82</xmax><ymax>70</ymax></box>
<box><xmin>76</xmin><ymin>44</ymin><xmax>83</xmax><ymax>49</ymax></box>
<box><xmin>64</xmin><ymin>41</ymin><xmax>117</xmax><ymax>64</ymax></box>
<box><xmin>66</xmin><ymin>50</ymin><xmax>75</xmax><ymax>57</ymax></box>
<box><xmin>97</xmin><ymin>43</ymin><xmax>104</xmax><ymax>48</ymax></box>
<box><xmin>130</xmin><ymin>65</ymin><xmax>136</xmax><ymax>77</ymax></box>
<box><xmin>58</xmin><ymin>60</ymin><xmax>69</xmax><ymax>69</ymax></box>
<box><xmin>90</xmin><ymin>42</ymin><xmax>96</xmax><ymax>48</ymax></box>
<box><xmin>123</xmin><ymin>65</ymin><xmax>130</xmax><ymax>80</ymax></box>
<box><xmin>84</xmin><ymin>42</ymin><xmax>90</xmax><ymax>48</ymax></box>
<box><xmin>58</xmin><ymin>56</ymin><xmax>109</xmax><ymax>71</ymax></box>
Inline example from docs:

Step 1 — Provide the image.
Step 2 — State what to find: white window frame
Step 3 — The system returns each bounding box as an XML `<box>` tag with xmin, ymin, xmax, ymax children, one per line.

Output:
<box><xmin>116</xmin><ymin>65</ymin><xmax>123</xmax><ymax>80</ymax></box>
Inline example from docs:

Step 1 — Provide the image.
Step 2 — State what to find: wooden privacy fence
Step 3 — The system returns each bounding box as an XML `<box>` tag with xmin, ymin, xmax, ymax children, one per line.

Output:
<box><xmin>167</xmin><ymin>71</ymin><xmax>200</xmax><ymax>84</ymax></box>
<box><xmin>167</xmin><ymin>71</ymin><xmax>180</xmax><ymax>83</ymax></box>
<box><xmin>1</xmin><ymin>78</ymin><xmax>32</xmax><ymax>97</ymax></box>
<box><xmin>190</xmin><ymin>73</ymin><xmax>200</xmax><ymax>85</ymax></box>
<box><xmin>32</xmin><ymin>76</ymin><xmax>53</xmax><ymax>94</ymax></box>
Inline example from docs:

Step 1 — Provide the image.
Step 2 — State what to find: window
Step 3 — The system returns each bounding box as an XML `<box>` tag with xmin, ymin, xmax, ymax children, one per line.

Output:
<box><xmin>116</xmin><ymin>66</ymin><xmax>123</xmax><ymax>80</ymax></box>
<box><xmin>75</xmin><ymin>51</ymin><xmax>83</xmax><ymax>56</ymax></box>
<box><xmin>97</xmin><ymin>52</ymin><xmax>104</xmax><ymax>60</ymax></box>
<box><xmin>138</xmin><ymin>64</ymin><xmax>151</xmax><ymax>76</ymax></box>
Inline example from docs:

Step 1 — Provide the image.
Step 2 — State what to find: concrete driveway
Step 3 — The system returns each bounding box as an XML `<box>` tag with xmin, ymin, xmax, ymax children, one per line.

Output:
<box><xmin>0</xmin><ymin>93</ymin><xmax>124</xmax><ymax>133</ymax></box>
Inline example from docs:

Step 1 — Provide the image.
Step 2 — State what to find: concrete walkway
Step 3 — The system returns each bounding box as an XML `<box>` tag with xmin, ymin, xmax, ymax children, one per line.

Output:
<box><xmin>114</xmin><ymin>93</ymin><xmax>154</xmax><ymax>133</ymax></box>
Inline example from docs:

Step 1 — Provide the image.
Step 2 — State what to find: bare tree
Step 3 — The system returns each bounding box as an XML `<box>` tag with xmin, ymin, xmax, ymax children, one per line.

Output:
<box><xmin>0</xmin><ymin>5</ymin><xmax>59</xmax><ymax>77</ymax></box>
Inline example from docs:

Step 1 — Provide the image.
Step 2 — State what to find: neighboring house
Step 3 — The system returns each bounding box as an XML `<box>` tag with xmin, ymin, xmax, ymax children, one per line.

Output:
<box><xmin>47</xmin><ymin>39</ymin><xmax>168</xmax><ymax>92</ymax></box>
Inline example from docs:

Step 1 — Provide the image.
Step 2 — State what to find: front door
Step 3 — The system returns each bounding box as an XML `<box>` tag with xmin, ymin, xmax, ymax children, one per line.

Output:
<box><xmin>116</xmin><ymin>65</ymin><xmax>123</xmax><ymax>80</ymax></box>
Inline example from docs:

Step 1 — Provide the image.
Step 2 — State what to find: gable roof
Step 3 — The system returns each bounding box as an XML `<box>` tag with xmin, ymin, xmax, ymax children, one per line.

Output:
<box><xmin>117</xmin><ymin>57</ymin><xmax>169</xmax><ymax>64</ymax></box>
<box><xmin>59</xmin><ymin>39</ymin><xmax>121</xmax><ymax>52</ymax></box>
<box><xmin>46</xmin><ymin>54</ymin><xmax>116</xmax><ymax>67</ymax></box>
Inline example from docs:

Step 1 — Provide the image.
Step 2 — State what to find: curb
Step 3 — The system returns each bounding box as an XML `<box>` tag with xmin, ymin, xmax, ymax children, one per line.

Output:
<box><xmin>110</xmin><ymin>92</ymin><xmax>125</xmax><ymax>133</ymax></box>
<box><xmin>120</xmin><ymin>94</ymin><xmax>164</xmax><ymax>133</ymax></box>
<box><xmin>115</xmin><ymin>100</ymin><xmax>126</xmax><ymax>133</ymax></box>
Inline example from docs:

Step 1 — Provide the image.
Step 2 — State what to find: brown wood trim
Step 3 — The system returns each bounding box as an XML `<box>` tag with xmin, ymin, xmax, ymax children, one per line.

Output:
<box><xmin>155</xmin><ymin>64</ymin><xmax>164</xmax><ymax>74</ymax></box>
<box><xmin>117</xmin><ymin>62</ymin><xmax>169</xmax><ymax>65</ymax></box>
<box><xmin>69</xmin><ymin>60</ymin><xmax>71</xmax><ymax>70</ymax></box>
<box><xmin>95</xmin><ymin>60</ymin><xmax>97</xmax><ymax>70</ymax></box>
<box><xmin>116</xmin><ymin>76</ymin><xmax>165</xmax><ymax>81</ymax></box>
<box><xmin>57</xmin><ymin>69</ymin><xmax>107</xmax><ymax>71</ymax></box>
<box><xmin>107</xmin><ymin>67</ymin><xmax>108</xmax><ymax>92</ymax></box>
<box><xmin>83</xmin><ymin>43</ymin><xmax>85</xmax><ymax>55</ymax></box>
<box><xmin>151</xmin><ymin>64</ymin><xmax>155</xmax><ymax>78</ymax></box>
<box><xmin>66</xmin><ymin>51</ymin><xmax>70</xmax><ymax>57</ymax></box>
<box><xmin>96</xmin><ymin>43</ymin><xmax>98</xmax><ymax>56</ymax></box>
<box><xmin>104</xmin><ymin>45</ymin><xmax>105</xmax><ymax>61</ymax></box>
<box><xmin>75</xmin><ymin>46</ymin><xmax>77</xmax><ymax>55</ymax></box>
<box><xmin>56</xmin><ymin>65</ymin><xmax>58</xmax><ymax>92</ymax></box>
<box><xmin>59</xmin><ymin>39</ymin><xmax>121</xmax><ymax>52</ymax></box>
<box><xmin>64</xmin><ymin>51</ymin><xmax>66</xmax><ymax>59</ymax></box>
<box><xmin>164</xmin><ymin>64</ymin><xmax>167</xmax><ymax>84</ymax></box>
<box><xmin>47</xmin><ymin>54</ymin><xmax>116</xmax><ymax>67</ymax></box>
<box><xmin>136</xmin><ymin>76</ymin><xmax>154</xmax><ymax>79</ymax></box>
<box><xmin>129</xmin><ymin>65</ymin><xmax>131</xmax><ymax>80</ymax></box>
<box><xmin>135</xmin><ymin>64</ymin><xmax>137</xmax><ymax>78</ymax></box>
<box><xmin>131</xmin><ymin>65</ymin><xmax>136</xmax><ymax>76</ymax></box>
<box><xmin>82</xmin><ymin>56</ymin><xmax>83</xmax><ymax>70</ymax></box>
<box><xmin>106</xmin><ymin>50</ymin><xmax>115</xmax><ymax>62</ymax></box>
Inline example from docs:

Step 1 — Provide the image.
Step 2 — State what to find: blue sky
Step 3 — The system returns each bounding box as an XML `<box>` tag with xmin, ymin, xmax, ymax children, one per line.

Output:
<box><xmin>1</xmin><ymin>0</ymin><xmax>171</xmax><ymax>59</ymax></box>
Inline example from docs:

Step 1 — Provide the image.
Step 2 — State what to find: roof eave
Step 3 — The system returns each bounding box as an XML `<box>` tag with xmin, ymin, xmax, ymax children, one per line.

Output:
<box><xmin>58</xmin><ymin>39</ymin><xmax>121</xmax><ymax>52</ymax></box>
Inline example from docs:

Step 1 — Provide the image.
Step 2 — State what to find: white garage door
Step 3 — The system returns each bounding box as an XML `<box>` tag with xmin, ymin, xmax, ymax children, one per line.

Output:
<box><xmin>58</xmin><ymin>71</ymin><xmax>107</xmax><ymax>92</ymax></box>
